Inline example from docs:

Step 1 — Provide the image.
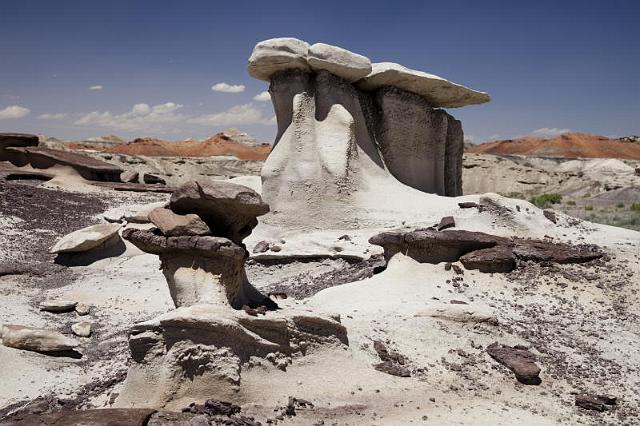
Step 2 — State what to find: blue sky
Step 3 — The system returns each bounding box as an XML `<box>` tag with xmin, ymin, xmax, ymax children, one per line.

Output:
<box><xmin>0</xmin><ymin>0</ymin><xmax>638</xmax><ymax>143</ymax></box>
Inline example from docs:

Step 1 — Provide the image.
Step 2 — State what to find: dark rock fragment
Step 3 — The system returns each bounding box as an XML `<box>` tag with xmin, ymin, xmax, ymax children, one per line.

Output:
<box><xmin>486</xmin><ymin>342</ymin><xmax>541</xmax><ymax>385</ymax></box>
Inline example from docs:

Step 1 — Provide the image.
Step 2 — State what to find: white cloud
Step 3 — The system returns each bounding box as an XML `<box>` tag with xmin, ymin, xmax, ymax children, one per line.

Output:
<box><xmin>532</xmin><ymin>127</ymin><xmax>571</xmax><ymax>137</ymax></box>
<box><xmin>188</xmin><ymin>103</ymin><xmax>274</xmax><ymax>127</ymax></box>
<box><xmin>38</xmin><ymin>113</ymin><xmax>68</xmax><ymax>120</ymax></box>
<box><xmin>211</xmin><ymin>83</ymin><xmax>245</xmax><ymax>93</ymax></box>
<box><xmin>0</xmin><ymin>105</ymin><xmax>30</xmax><ymax>119</ymax></box>
<box><xmin>89</xmin><ymin>85</ymin><xmax>103</xmax><ymax>91</ymax></box>
<box><xmin>253</xmin><ymin>91</ymin><xmax>271</xmax><ymax>102</ymax></box>
<box><xmin>75</xmin><ymin>102</ymin><xmax>185</xmax><ymax>132</ymax></box>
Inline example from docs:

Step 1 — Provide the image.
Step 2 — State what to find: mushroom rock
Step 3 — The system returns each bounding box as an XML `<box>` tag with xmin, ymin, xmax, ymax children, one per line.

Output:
<box><xmin>119</xmin><ymin>180</ymin><xmax>349</xmax><ymax>407</ymax></box>
<box><xmin>249</xmin><ymin>38</ymin><xmax>490</xmax><ymax>222</ymax></box>
<box><xmin>169</xmin><ymin>180</ymin><xmax>269</xmax><ymax>244</ymax></box>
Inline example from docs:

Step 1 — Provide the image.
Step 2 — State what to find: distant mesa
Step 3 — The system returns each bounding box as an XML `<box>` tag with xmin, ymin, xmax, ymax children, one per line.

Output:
<box><xmin>467</xmin><ymin>132</ymin><xmax>640</xmax><ymax>160</ymax></box>
<box><xmin>66</xmin><ymin>128</ymin><xmax>271</xmax><ymax>161</ymax></box>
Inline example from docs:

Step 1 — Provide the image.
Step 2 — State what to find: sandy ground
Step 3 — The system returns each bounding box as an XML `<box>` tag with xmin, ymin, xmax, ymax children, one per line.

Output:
<box><xmin>1</xmin><ymin>172</ymin><xmax>639</xmax><ymax>425</ymax></box>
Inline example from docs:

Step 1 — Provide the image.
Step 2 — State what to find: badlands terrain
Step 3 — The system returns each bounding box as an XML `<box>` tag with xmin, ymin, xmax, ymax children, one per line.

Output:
<box><xmin>1</xmin><ymin>38</ymin><xmax>639</xmax><ymax>426</ymax></box>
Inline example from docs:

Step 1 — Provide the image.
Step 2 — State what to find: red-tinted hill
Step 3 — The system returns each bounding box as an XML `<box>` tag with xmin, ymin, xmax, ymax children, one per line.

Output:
<box><xmin>466</xmin><ymin>133</ymin><xmax>640</xmax><ymax>160</ymax></box>
<box><xmin>70</xmin><ymin>132</ymin><xmax>272</xmax><ymax>160</ymax></box>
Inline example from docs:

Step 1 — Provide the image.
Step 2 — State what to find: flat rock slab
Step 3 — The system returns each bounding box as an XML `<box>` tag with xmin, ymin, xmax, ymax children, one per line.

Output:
<box><xmin>50</xmin><ymin>223</ymin><xmax>121</xmax><ymax>254</ymax></box>
<box><xmin>92</xmin><ymin>181</ymin><xmax>176</xmax><ymax>193</ymax></box>
<box><xmin>6</xmin><ymin>408</ymin><xmax>156</xmax><ymax>425</ymax></box>
<box><xmin>39</xmin><ymin>300</ymin><xmax>77</xmax><ymax>313</ymax></box>
<box><xmin>370</xmin><ymin>228</ymin><xmax>603</xmax><ymax>272</ymax></box>
<box><xmin>356</xmin><ymin>62</ymin><xmax>490</xmax><ymax>108</ymax></box>
<box><xmin>0</xmin><ymin>133</ymin><xmax>39</xmax><ymax>150</ymax></box>
<box><xmin>149</xmin><ymin>207</ymin><xmax>211</xmax><ymax>237</ymax></box>
<box><xmin>575</xmin><ymin>394</ymin><xmax>617</xmax><ymax>412</ymax></box>
<box><xmin>248</xmin><ymin>37</ymin><xmax>310</xmax><ymax>81</ymax></box>
<box><xmin>486</xmin><ymin>342</ymin><xmax>541</xmax><ymax>385</ymax></box>
<box><xmin>1</xmin><ymin>324</ymin><xmax>80</xmax><ymax>353</ymax></box>
<box><xmin>122</xmin><ymin>228</ymin><xmax>245</xmax><ymax>259</ymax></box>
<box><xmin>308</xmin><ymin>42</ymin><xmax>371</xmax><ymax>82</ymax></box>
<box><xmin>5</xmin><ymin>146</ymin><xmax>122</xmax><ymax>180</ymax></box>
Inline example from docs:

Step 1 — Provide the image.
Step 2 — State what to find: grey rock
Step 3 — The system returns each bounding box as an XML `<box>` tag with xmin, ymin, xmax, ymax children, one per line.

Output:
<box><xmin>1</xmin><ymin>324</ymin><xmax>80</xmax><ymax>353</ymax></box>
<box><xmin>149</xmin><ymin>208</ymin><xmax>211</xmax><ymax>237</ymax></box>
<box><xmin>307</xmin><ymin>42</ymin><xmax>371</xmax><ymax>82</ymax></box>
<box><xmin>248</xmin><ymin>37</ymin><xmax>310</xmax><ymax>81</ymax></box>
<box><xmin>169</xmin><ymin>180</ymin><xmax>269</xmax><ymax>243</ymax></box>
<box><xmin>39</xmin><ymin>300</ymin><xmax>77</xmax><ymax>313</ymax></box>
<box><xmin>357</xmin><ymin>62</ymin><xmax>490</xmax><ymax>108</ymax></box>
<box><xmin>71</xmin><ymin>321</ymin><xmax>91</xmax><ymax>337</ymax></box>
<box><xmin>49</xmin><ymin>223</ymin><xmax>121</xmax><ymax>254</ymax></box>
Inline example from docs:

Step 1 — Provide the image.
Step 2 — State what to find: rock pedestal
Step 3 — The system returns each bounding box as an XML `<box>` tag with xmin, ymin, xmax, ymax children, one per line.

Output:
<box><xmin>119</xmin><ymin>180</ymin><xmax>348</xmax><ymax>407</ymax></box>
<box><xmin>249</xmin><ymin>38</ymin><xmax>490</xmax><ymax>218</ymax></box>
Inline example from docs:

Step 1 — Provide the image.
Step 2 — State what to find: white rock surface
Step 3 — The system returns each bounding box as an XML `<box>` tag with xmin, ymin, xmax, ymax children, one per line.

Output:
<box><xmin>75</xmin><ymin>303</ymin><xmax>90</xmax><ymax>316</ymax></box>
<box><xmin>71</xmin><ymin>321</ymin><xmax>92</xmax><ymax>337</ymax></box>
<box><xmin>356</xmin><ymin>62</ymin><xmax>490</xmax><ymax>108</ymax></box>
<box><xmin>39</xmin><ymin>300</ymin><xmax>77</xmax><ymax>313</ymax></box>
<box><xmin>248</xmin><ymin>37</ymin><xmax>310</xmax><ymax>81</ymax></box>
<box><xmin>1</xmin><ymin>325</ymin><xmax>80</xmax><ymax>352</ymax></box>
<box><xmin>49</xmin><ymin>223</ymin><xmax>121</xmax><ymax>254</ymax></box>
<box><xmin>307</xmin><ymin>43</ymin><xmax>372</xmax><ymax>82</ymax></box>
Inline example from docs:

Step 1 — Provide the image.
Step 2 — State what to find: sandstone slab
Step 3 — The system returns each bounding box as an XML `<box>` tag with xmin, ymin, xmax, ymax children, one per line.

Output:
<box><xmin>248</xmin><ymin>37</ymin><xmax>310</xmax><ymax>81</ymax></box>
<box><xmin>0</xmin><ymin>133</ymin><xmax>39</xmax><ymax>150</ymax></box>
<box><xmin>1</xmin><ymin>324</ymin><xmax>80</xmax><ymax>353</ymax></box>
<box><xmin>50</xmin><ymin>223</ymin><xmax>121</xmax><ymax>254</ymax></box>
<box><xmin>149</xmin><ymin>207</ymin><xmax>211</xmax><ymax>237</ymax></box>
<box><xmin>307</xmin><ymin>42</ymin><xmax>371</xmax><ymax>82</ymax></box>
<box><xmin>39</xmin><ymin>299</ymin><xmax>77</xmax><ymax>313</ymax></box>
<box><xmin>7</xmin><ymin>408</ymin><xmax>156</xmax><ymax>425</ymax></box>
<box><xmin>356</xmin><ymin>62</ymin><xmax>490</xmax><ymax>108</ymax></box>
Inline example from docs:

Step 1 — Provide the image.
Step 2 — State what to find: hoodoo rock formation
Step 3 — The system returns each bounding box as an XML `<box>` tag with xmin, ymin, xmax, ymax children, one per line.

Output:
<box><xmin>248</xmin><ymin>38</ymin><xmax>489</xmax><ymax>217</ymax></box>
<box><xmin>119</xmin><ymin>180</ymin><xmax>348</xmax><ymax>407</ymax></box>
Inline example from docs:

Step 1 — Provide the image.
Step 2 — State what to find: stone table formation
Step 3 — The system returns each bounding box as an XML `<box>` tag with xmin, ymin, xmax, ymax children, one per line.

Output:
<box><xmin>248</xmin><ymin>38</ymin><xmax>490</xmax><ymax>215</ymax></box>
<box><xmin>119</xmin><ymin>180</ymin><xmax>348</xmax><ymax>407</ymax></box>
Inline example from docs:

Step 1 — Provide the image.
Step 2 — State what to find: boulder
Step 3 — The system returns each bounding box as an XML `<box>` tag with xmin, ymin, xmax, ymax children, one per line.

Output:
<box><xmin>71</xmin><ymin>321</ymin><xmax>92</xmax><ymax>337</ymax></box>
<box><xmin>248</xmin><ymin>37</ymin><xmax>310</xmax><ymax>81</ymax></box>
<box><xmin>49</xmin><ymin>223</ymin><xmax>121</xmax><ymax>254</ymax></box>
<box><xmin>149</xmin><ymin>207</ymin><xmax>211</xmax><ymax>237</ymax></box>
<box><xmin>169</xmin><ymin>180</ymin><xmax>269</xmax><ymax>243</ymax></box>
<box><xmin>486</xmin><ymin>342</ymin><xmax>541</xmax><ymax>385</ymax></box>
<box><xmin>307</xmin><ymin>42</ymin><xmax>372</xmax><ymax>82</ymax></box>
<box><xmin>39</xmin><ymin>300</ymin><xmax>77</xmax><ymax>313</ymax></box>
<box><xmin>1</xmin><ymin>324</ymin><xmax>80</xmax><ymax>353</ymax></box>
<box><xmin>75</xmin><ymin>303</ymin><xmax>90</xmax><ymax>316</ymax></box>
<box><xmin>356</xmin><ymin>62</ymin><xmax>490</xmax><ymax>108</ymax></box>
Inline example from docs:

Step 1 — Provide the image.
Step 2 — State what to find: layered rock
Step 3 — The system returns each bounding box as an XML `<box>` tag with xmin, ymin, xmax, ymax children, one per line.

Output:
<box><xmin>119</xmin><ymin>180</ymin><xmax>349</xmax><ymax>406</ymax></box>
<box><xmin>369</xmin><ymin>228</ymin><xmax>603</xmax><ymax>272</ymax></box>
<box><xmin>248</xmin><ymin>38</ymin><xmax>490</xmax><ymax>218</ymax></box>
